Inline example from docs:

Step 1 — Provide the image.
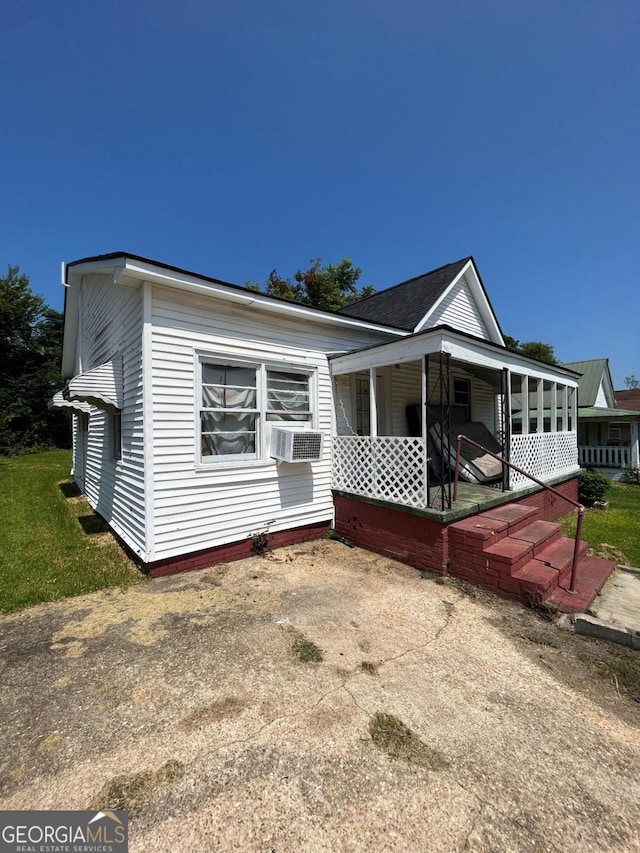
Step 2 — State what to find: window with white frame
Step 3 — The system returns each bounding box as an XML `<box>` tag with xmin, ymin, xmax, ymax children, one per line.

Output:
<box><xmin>110</xmin><ymin>411</ymin><xmax>122</xmax><ymax>460</ymax></box>
<box><xmin>198</xmin><ymin>357</ymin><xmax>314</xmax><ymax>463</ymax></box>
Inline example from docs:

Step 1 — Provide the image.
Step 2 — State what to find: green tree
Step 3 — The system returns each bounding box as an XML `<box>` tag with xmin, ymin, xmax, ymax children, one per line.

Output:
<box><xmin>0</xmin><ymin>266</ymin><xmax>69</xmax><ymax>454</ymax></box>
<box><xmin>625</xmin><ymin>375</ymin><xmax>640</xmax><ymax>390</ymax></box>
<box><xmin>248</xmin><ymin>258</ymin><xmax>373</xmax><ymax>311</ymax></box>
<box><xmin>503</xmin><ymin>335</ymin><xmax>557</xmax><ymax>365</ymax></box>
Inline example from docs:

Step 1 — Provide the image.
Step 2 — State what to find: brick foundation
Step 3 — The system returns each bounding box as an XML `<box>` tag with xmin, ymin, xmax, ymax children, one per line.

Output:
<box><xmin>145</xmin><ymin>476</ymin><xmax>579</xmax><ymax>586</ymax></box>
<box><xmin>333</xmin><ymin>475</ymin><xmax>579</xmax><ymax>581</ymax></box>
<box><xmin>148</xmin><ymin>520</ymin><xmax>331</xmax><ymax>578</ymax></box>
<box><xmin>333</xmin><ymin>495</ymin><xmax>449</xmax><ymax>574</ymax></box>
<box><xmin>333</xmin><ymin>475</ymin><xmax>613</xmax><ymax>612</ymax></box>
<box><xmin>510</xmin><ymin>476</ymin><xmax>578</xmax><ymax>522</ymax></box>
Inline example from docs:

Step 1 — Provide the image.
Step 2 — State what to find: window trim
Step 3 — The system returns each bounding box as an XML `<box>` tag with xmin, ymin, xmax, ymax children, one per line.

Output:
<box><xmin>195</xmin><ymin>352</ymin><xmax>317</xmax><ymax>469</ymax></box>
<box><xmin>110</xmin><ymin>410</ymin><xmax>122</xmax><ymax>461</ymax></box>
<box><xmin>452</xmin><ymin>376</ymin><xmax>472</xmax><ymax>422</ymax></box>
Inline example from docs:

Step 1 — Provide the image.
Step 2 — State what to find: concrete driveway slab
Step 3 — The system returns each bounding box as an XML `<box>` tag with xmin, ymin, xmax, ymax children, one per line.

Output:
<box><xmin>0</xmin><ymin>540</ymin><xmax>639</xmax><ymax>851</ymax></box>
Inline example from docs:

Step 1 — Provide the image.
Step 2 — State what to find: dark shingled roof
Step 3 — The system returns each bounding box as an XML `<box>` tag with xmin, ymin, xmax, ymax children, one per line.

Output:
<box><xmin>338</xmin><ymin>257</ymin><xmax>471</xmax><ymax>331</ymax></box>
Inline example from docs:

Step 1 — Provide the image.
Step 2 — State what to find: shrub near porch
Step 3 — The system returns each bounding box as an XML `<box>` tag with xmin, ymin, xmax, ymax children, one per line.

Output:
<box><xmin>561</xmin><ymin>481</ymin><xmax>640</xmax><ymax>568</ymax></box>
<box><xmin>0</xmin><ymin>449</ymin><xmax>142</xmax><ymax>613</ymax></box>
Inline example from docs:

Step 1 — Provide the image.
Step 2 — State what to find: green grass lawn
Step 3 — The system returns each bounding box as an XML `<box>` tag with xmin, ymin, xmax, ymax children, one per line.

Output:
<box><xmin>560</xmin><ymin>481</ymin><xmax>640</xmax><ymax>568</ymax></box>
<box><xmin>0</xmin><ymin>449</ymin><xmax>143</xmax><ymax>613</ymax></box>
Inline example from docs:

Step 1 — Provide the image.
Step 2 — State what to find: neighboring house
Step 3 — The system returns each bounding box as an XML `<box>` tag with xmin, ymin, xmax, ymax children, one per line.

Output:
<box><xmin>615</xmin><ymin>389</ymin><xmax>640</xmax><ymax>412</ymax></box>
<box><xmin>560</xmin><ymin>359</ymin><xmax>640</xmax><ymax>475</ymax></box>
<box><xmin>53</xmin><ymin>253</ymin><xmax>611</xmax><ymax>610</ymax></box>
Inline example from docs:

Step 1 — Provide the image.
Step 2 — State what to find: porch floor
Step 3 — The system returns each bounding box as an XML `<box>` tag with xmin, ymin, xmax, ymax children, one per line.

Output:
<box><xmin>334</xmin><ymin>470</ymin><xmax>580</xmax><ymax>525</ymax></box>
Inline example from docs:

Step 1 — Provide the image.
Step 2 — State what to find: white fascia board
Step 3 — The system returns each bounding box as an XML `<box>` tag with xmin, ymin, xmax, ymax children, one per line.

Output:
<box><xmin>414</xmin><ymin>259</ymin><xmax>505</xmax><ymax>345</ymax></box>
<box><xmin>65</xmin><ymin>258</ymin><xmax>124</xmax><ymax>278</ymax></box>
<box><xmin>123</xmin><ymin>258</ymin><xmax>407</xmax><ymax>337</ymax></box>
<box><xmin>602</xmin><ymin>363</ymin><xmax>617</xmax><ymax>407</ymax></box>
<box><xmin>463</xmin><ymin>261</ymin><xmax>505</xmax><ymax>345</ymax></box>
<box><xmin>61</xmin><ymin>273</ymin><xmax>81</xmax><ymax>379</ymax></box>
<box><xmin>441</xmin><ymin>338</ymin><xmax>577</xmax><ymax>384</ymax></box>
<box><xmin>330</xmin><ymin>328</ymin><xmax>579</xmax><ymax>386</ymax></box>
<box><xmin>330</xmin><ymin>331</ymin><xmax>447</xmax><ymax>375</ymax></box>
<box><xmin>414</xmin><ymin>261</ymin><xmax>470</xmax><ymax>334</ymax></box>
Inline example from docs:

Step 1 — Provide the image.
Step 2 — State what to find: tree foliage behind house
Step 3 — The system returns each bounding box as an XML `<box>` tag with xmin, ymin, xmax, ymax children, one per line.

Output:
<box><xmin>247</xmin><ymin>258</ymin><xmax>374</xmax><ymax>311</ymax></box>
<box><xmin>0</xmin><ymin>266</ymin><xmax>69</xmax><ymax>454</ymax></box>
<box><xmin>625</xmin><ymin>375</ymin><xmax>640</xmax><ymax>390</ymax></box>
<box><xmin>503</xmin><ymin>335</ymin><xmax>558</xmax><ymax>365</ymax></box>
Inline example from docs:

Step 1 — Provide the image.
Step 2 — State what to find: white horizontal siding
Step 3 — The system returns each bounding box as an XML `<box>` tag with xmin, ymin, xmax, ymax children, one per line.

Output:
<box><xmin>595</xmin><ymin>380</ymin><xmax>607</xmax><ymax>408</ymax></box>
<box><xmin>149</xmin><ymin>285</ymin><xmax>391</xmax><ymax>561</ymax></box>
<box><xmin>390</xmin><ymin>361</ymin><xmax>422</xmax><ymax>435</ymax></box>
<box><xmin>471</xmin><ymin>379</ymin><xmax>498</xmax><ymax>434</ymax></box>
<box><xmin>429</xmin><ymin>275</ymin><xmax>491</xmax><ymax>340</ymax></box>
<box><xmin>76</xmin><ymin>274</ymin><xmax>146</xmax><ymax>558</ymax></box>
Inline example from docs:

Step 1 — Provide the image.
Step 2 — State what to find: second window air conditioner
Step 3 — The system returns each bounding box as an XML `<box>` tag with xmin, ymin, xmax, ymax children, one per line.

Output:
<box><xmin>270</xmin><ymin>427</ymin><xmax>324</xmax><ymax>463</ymax></box>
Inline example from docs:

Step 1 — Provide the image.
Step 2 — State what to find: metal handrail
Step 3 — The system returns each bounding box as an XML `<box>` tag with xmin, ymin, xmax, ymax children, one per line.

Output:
<box><xmin>453</xmin><ymin>434</ymin><xmax>584</xmax><ymax>594</ymax></box>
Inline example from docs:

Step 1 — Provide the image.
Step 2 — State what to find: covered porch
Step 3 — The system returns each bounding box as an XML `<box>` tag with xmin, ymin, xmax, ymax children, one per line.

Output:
<box><xmin>327</xmin><ymin>332</ymin><xmax>613</xmax><ymax>611</ymax></box>
<box><xmin>575</xmin><ymin>408</ymin><xmax>640</xmax><ymax>473</ymax></box>
<box><xmin>329</xmin><ymin>328</ymin><xmax>580</xmax><ymax>518</ymax></box>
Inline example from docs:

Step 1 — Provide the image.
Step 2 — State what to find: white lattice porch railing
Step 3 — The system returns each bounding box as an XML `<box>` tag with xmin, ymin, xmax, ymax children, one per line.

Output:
<box><xmin>510</xmin><ymin>432</ymin><xmax>578</xmax><ymax>489</ymax></box>
<box><xmin>579</xmin><ymin>446</ymin><xmax>631</xmax><ymax>468</ymax></box>
<box><xmin>332</xmin><ymin>436</ymin><xmax>427</xmax><ymax>509</ymax></box>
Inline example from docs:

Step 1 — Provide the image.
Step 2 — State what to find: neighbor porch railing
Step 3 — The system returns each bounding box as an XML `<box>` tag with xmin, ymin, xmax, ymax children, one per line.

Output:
<box><xmin>579</xmin><ymin>445</ymin><xmax>630</xmax><ymax>469</ymax></box>
<box><xmin>453</xmin><ymin>434</ymin><xmax>584</xmax><ymax>593</ymax></box>
<box><xmin>332</xmin><ymin>436</ymin><xmax>428</xmax><ymax>510</ymax></box>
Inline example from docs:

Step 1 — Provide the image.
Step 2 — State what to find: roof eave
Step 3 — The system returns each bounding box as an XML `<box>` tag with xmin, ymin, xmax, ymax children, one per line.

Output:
<box><xmin>60</xmin><ymin>253</ymin><xmax>410</xmax><ymax>380</ymax></box>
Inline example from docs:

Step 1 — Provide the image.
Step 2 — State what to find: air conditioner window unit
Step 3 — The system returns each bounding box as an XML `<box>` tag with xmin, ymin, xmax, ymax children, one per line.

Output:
<box><xmin>270</xmin><ymin>427</ymin><xmax>324</xmax><ymax>462</ymax></box>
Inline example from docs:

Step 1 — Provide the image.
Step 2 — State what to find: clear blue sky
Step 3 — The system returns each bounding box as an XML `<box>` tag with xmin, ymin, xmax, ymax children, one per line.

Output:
<box><xmin>2</xmin><ymin>0</ymin><xmax>638</xmax><ymax>386</ymax></box>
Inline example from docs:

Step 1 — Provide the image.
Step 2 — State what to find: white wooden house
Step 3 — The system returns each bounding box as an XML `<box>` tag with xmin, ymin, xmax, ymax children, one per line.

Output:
<box><xmin>560</xmin><ymin>358</ymin><xmax>640</xmax><ymax>476</ymax></box>
<box><xmin>54</xmin><ymin>253</ymin><xmax>611</xmax><ymax>610</ymax></box>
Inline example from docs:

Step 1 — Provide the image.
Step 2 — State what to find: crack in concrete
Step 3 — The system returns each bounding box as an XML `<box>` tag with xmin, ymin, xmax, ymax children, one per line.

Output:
<box><xmin>374</xmin><ymin>595</ymin><xmax>460</xmax><ymax>668</ymax></box>
<box><xmin>184</xmin><ymin>598</ymin><xmax>461</xmax><ymax>770</ymax></box>
<box><xmin>454</xmin><ymin>777</ymin><xmax>567</xmax><ymax>853</ymax></box>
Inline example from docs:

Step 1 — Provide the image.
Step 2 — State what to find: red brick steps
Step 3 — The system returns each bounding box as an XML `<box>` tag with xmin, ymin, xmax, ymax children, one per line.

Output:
<box><xmin>547</xmin><ymin>556</ymin><xmax>614</xmax><ymax>613</ymax></box>
<box><xmin>449</xmin><ymin>505</ymin><xmax>614</xmax><ymax>612</ymax></box>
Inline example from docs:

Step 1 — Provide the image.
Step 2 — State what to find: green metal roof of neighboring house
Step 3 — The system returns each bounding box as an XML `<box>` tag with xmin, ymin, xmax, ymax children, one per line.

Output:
<box><xmin>577</xmin><ymin>406</ymin><xmax>640</xmax><ymax>419</ymax></box>
<box><xmin>512</xmin><ymin>405</ymin><xmax>640</xmax><ymax>421</ymax></box>
<box><xmin>560</xmin><ymin>358</ymin><xmax>613</xmax><ymax>407</ymax></box>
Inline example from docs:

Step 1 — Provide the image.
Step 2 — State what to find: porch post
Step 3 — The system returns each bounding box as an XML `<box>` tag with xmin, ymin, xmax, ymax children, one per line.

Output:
<box><xmin>550</xmin><ymin>382</ymin><xmax>557</xmax><ymax>432</ymax></box>
<box><xmin>369</xmin><ymin>367</ymin><xmax>378</xmax><ymax>438</ymax></box>
<box><xmin>521</xmin><ymin>375</ymin><xmax>529</xmax><ymax>435</ymax></box>
<box><xmin>502</xmin><ymin>368</ymin><xmax>511</xmax><ymax>491</ymax></box>
<box><xmin>424</xmin><ymin>354</ymin><xmax>431</xmax><ymax>508</ymax></box>
<box><xmin>536</xmin><ymin>379</ymin><xmax>544</xmax><ymax>433</ymax></box>
<box><xmin>562</xmin><ymin>385</ymin><xmax>569</xmax><ymax>432</ymax></box>
<box><xmin>631</xmin><ymin>421</ymin><xmax>639</xmax><ymax>468</ymax></box>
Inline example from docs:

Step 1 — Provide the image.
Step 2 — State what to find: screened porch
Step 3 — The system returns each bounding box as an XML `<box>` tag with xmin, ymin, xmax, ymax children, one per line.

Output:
<box><xmin>329</xmin><ymin>330</ymin><xmax>580</xmax><ymax>514</ymax></box>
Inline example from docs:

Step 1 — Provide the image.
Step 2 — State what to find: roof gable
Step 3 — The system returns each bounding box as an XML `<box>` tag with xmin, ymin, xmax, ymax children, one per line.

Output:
<box><xmin>419</xmin><ymin>270</ymin><xmax>490</xmax><ymax>340</ymax></box>
<box><xmin>338</xmin><ymin>257</ymin><xmax>504</xmax><ymax>344</ymax></box>
<box><xmin>560</xmin><ymin>358</ymin><xmax>616</xmax><ymax>408</ymax></box>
